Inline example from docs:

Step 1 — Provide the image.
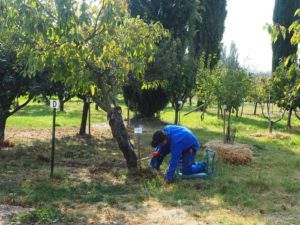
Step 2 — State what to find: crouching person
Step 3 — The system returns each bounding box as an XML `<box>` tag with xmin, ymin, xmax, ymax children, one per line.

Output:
<box><xmin>150</xmin><ymin>125</ymin><xmax>207</xmax><ymax>184</ymax></box>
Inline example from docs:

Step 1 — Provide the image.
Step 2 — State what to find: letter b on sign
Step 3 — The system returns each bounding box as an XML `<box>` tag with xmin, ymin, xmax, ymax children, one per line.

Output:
<box><xmin>50</xmin><ymin>100</ymin><xmax>60</xmax><ymax>109</ymax></box>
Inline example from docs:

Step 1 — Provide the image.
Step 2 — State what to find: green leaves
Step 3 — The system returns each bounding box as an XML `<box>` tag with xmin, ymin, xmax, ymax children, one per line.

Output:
<box><xmin>265</xmin><ymin>23</ymin><xmax>286</xmax><ymax>43</ymax></box>
<box><xmin>196</xmin><ymin>44</ymin><xmax>251</xmax><ymax>111</ymax></box>
<box><xmin>1</xmin><ymin>0</ymin><xmax>167</xmax><ymax>101</ymax></box>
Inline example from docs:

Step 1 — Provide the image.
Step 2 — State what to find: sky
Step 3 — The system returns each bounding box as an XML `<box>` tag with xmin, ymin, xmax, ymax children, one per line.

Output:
<box><xmin>222</xmin><ymin>0</ymin><xmax>275</xmax><ymax>73</ymax></box>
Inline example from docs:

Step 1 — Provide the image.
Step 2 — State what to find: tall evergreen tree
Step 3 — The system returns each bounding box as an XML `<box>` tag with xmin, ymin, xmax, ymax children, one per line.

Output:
<box><xmin>194</xmin><ymin>0</ymin><xmax>227</xmax><ymax>66</ymax></box>
<box><xmin>128</xmin><ymin>0</ymin><xmax>199</xmax><ymax>123</ymax></box>
<box><xmin>272</xmin><ymin>0</ymin><xmax>300</xmax><ymax>71</ymax></box>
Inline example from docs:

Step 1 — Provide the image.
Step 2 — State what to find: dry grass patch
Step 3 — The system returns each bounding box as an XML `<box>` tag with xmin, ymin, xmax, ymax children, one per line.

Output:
<box><xmin>250</xmin><ymin>132</ymin><xmax>291</xmax><ymax>140</ymax></box>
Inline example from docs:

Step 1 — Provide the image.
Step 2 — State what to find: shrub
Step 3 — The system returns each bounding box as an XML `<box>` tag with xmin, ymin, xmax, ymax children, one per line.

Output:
<box><xmin>123</xmin><ymin>84</ymin><xmax>169</xmax><ymax>118</ymax></box>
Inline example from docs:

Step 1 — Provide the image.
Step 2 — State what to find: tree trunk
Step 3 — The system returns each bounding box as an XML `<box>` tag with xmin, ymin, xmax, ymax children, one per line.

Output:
<box><xmin>0</xmin><ymin>116</ymin><xmax>7</xmax><ymax>142</ymax></box>
<box><xmin>254</xmin><ymin>102</ymin><xmax>258</xmax><ymax>115</ymax></box>
<box><xmin>58</xmin><ymin>96</ymin><xmax>64</xmax><ymax>112</ymax></box>
<box><xmin>79</xmin><ymin>101</ymin><xmax>89</xmax><ymax>135</ymax></box>
<box><xmin>269</xmin><ymin>120</ymin><xmax>273</xmax><ymax>134</ymax></box>
<box><xmin>235</xmin><ymin>108</ymin><xmax>239</xmax><ymax>118</ymax></box>
<box><xmin>226</xmin><ymin>111</ymin><xmax>232</xmax><ymax>143</ymax></box>
<box><xmin>287</xmin><ymin>107</ymin><xmax>293</xmax><ymax>130</ymax></box>
<box><xmin>174</xmin><ymin>108</ymin><xmax>179</xmax><ymax>125</ymax></box>
<box><xmin>58</xmin><ymin>98</ymin><xmax>65</xmax><ymax>112</ymax></box>
<box><xmin>189</xmin><ymin>96</ymin><xmax>192</xmax><ymax>106</ymax></box>
<box><xmin>108</xmin><ymin>107</ymin><xmax>137</xmax><ymax>168</ymax></box>
<box><xmin>240</xmin><ymin>104</ymin><xmax>244</xmax><ymax>117</ymax></box>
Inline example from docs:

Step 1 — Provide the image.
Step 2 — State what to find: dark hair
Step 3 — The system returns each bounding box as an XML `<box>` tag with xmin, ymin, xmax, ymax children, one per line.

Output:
<box><xmin>151</xmin><ymin>130</ymin><xmax>167</xmax><ymax>148</ymax></box>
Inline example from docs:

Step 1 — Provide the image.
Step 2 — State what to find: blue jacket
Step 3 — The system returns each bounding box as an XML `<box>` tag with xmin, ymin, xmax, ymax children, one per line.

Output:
<box><xmin>162</xmin><ymin>125</ymin><xmax>200</xmax><ymax>181</ymax></box>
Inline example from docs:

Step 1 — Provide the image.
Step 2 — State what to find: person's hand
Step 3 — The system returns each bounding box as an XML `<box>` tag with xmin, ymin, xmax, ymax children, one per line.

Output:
<box><xmin>152</xmin><ymin>150</ymin><xmax>161</xmax><ymax>157</ymax></box>
<box><xmin>164</xmin><ymin>178</ymin><xmax>171</xmax><ymax>185</ymax></box>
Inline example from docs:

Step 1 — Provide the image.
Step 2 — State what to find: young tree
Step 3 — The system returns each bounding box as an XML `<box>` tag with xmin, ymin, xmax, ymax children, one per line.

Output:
<box><xmin>0</xmin><ymin>43</ymin><xmax>43</xmax><ymax>142</ymax></box>
<box><xmin>216</xmin><ymin>43</ymin><xmax>251</xmax><ymax>142</ymax></box>
<box><xmin>269</xmin><ymin>2</ymin><xmax>300</xmax><ymax>125</ymax></box>
<box><xmin>259</xmin><ymin>85</ymin><xmax>286</xmax><ymax>134</ymax></box>
<box><xmin>271</xmin><ymin>60</ymin><xmax>300</xmax><ymax>129</ymax></box>
<box><xmin>248</xmin><ymin>76</ymin><xmax>268</xmax><ymax>116</ymax></box>
<box><xmin>195</xmin><ymin>54</ymin><xmax>219</xmax><ymax>120</ymax></box>
<box><xmin>2</xmin><ymin>0</ymin><xmax>166</xmax><ymax>167</ymax></box>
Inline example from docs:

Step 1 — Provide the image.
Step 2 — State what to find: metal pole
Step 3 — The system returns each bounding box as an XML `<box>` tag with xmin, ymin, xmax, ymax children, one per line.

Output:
<box><xmin>88</xmin><ymin>102</ymin><xmax>91</xmax><ymax>137</ymax></box>
<box><xmin>223</xmin><ymin>107</ymin><xmax>226</xmax><ymax>143</ymax></box>
<box><xmin>137</xmin><ymin>134</ymin><xmax>141</xmax><ymax>169</ymax></box>
<box><xmin>50</xmin><ymin>108</ymin><xmax>56</xmax><ymax>178</ymax></box>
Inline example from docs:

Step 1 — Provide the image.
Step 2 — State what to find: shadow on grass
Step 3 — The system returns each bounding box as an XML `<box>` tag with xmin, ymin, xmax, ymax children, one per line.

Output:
<box><xmin>1</xmin><ymin>126</ymin><xmax>300</xmax><ymax>223</ymax></box>
<box><xmin>204</xmin><ymin>111</ymin><xmax>287</xmax><ymax>132</ymax></box>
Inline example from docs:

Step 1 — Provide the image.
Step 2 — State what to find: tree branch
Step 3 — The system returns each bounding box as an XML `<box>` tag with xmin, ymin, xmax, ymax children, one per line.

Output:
<box><xmin>273</xmin><ymin>108</ymin><xmax>286</xmax><ymax>123</ymax></box>
<box><xmin>260</xmin><ymin>103</ymin><xmax>269</xmax><ymax>120</ymax></box>
<box><xmin>84</xmin><ymin>7</ymin><xmax>105</xmax><ymax>43</ymax></box>
<box><xmin>295</xmin><ymin>108</ymin><xmax>300</xmax><ymax>120</ymax></box>
<box><xmin>8</xmin><ymin>95</ymin><xmax>34</xmax><ymax>117</ymax></box>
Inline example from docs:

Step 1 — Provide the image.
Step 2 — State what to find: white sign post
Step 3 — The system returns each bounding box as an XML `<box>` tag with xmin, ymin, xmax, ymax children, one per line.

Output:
<box><xmin>49</xmin><ymin>100</ymin><xmax>59</xmax><ymax>178</ymax></box>
<box><xmin>178</xmin><ymin>100</ymin><xmax>183</xmax><ymax>125</ymax></box>
<box><xmin>134</xmin><ymin>127</ymin><xmax>143</xmax><ymax>169</ymax></box>
<box><xmin>50</xmin><ymin>100</ymin><xmax>60</xmax><ymax>109</ymax></box>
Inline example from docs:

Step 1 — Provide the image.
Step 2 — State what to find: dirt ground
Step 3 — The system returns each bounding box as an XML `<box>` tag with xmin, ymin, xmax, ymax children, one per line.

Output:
<box><xmin>0</xmin><ymin>205</ymin><xmax>31</xmax><ymax>225</ymax></box>
<box><xmin>4</xmin><ymin>123</ymin><xmax>113</xmax><ymax>143</ymax></box>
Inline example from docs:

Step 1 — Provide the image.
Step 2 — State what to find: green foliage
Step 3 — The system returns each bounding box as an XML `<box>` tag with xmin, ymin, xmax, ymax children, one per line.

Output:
<box><xmin>9</xmin><ymin>207</ymin><xmax>76</xmax><ymax>224</ymax></box>
<box><xmin>194</xmin><ymin>0</ymin><xmax>227</xmax><ymax>66</ymax></box>
<box><xmin>195</xmin><ymin>54</ymin><xmax>218</xmax><ymax>110</ymax></box>
<box><xmin>123</xmin><ymin>83</ymin><xmax>169</xmax><ymax>118</ymax></box>
<box><xmin>216</xmin><ymin>44</ymin><xmax>250</xmax><ymax>112</ymax></box>
<box><xmin>248</xmin><ymin>76</ymin><xmax>269</xmax><ymax>104</ymax></box>
<box><xmin>216</xmin><ymin>67</ymin><xmax>250</xmax><ymax>112</ymax></box>
<box><xmin>272</xmin><ymin>0</ymin><xmax>300</xmax><ymax>71</ymax></box>
<box><xmin>1</xmin><ymin>0</ymin><xmax>167</xmax><ymax>112</ymax></box>
<box><xmin>271</xmin><ymin>59</ymin><xmax>300</xmax><ymax>110</ymax></box>
<box><xmin>128</xmin><ymin>0</ymin><xmax>198</xmax><ymax>124</ymax></box>
<box><xmin>195</xmin><ymin>43</ymin><xmax>251</xmax><ymax>124</ymax></box>
<box><xmin>0</xmin><ymin>40</ymin><xmax>49</xmax><ymax>140</ymax></box>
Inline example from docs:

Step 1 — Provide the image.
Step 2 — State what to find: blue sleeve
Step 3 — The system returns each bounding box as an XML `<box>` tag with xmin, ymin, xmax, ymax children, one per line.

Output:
<box><xmin>165</xmin><ymin>150</ymin><xmax>181</xmax><ymax>182</ymax></box>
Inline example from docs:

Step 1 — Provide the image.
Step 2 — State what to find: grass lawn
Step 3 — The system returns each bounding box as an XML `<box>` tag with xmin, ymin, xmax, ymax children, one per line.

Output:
<box><xmin>1</xmin><ymin>100</ymin><xmax>300</xmax><ymax>224</ymax></box>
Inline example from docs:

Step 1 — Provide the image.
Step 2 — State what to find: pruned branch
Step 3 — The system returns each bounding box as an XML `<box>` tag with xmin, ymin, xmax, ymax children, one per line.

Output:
<box><xmin>184</xmin><ymin>103</ymin><xmax>205</xmax><ymax>117</ymax></box>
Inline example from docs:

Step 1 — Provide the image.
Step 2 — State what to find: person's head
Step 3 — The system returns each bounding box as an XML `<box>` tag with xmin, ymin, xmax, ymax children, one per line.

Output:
<box><xmin>151</xmin><ymin>130</ymin><xmax>168</xmax><ymax>148</ymax></box>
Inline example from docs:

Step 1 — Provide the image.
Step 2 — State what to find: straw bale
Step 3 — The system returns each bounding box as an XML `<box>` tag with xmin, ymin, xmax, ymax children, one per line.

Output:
<box><xmin>206</xmin><ymin>140</ymin><xmax>253</xmax><ymax>165</ymax></box>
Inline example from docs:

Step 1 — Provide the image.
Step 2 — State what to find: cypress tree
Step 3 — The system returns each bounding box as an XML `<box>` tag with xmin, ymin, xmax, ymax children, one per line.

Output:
<box><xmin>128</xmin><ymin>0</ymin><xmax>198</xmax><ymax>122</ymax></box>
<box><xmin>194</xmin><ymin>0</ymin><xmax>227</xmax><ymax>66</ymax></box>
<box><xmin>272</xmin><ymin>0</ymin><xmax>300</xmax><ymax>71</ymax></box>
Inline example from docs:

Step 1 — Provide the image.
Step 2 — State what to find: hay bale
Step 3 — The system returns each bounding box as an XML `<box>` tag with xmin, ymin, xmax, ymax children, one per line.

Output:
<box><xmin>206</xmin><ymin>140</ymin><xmax>253</xmax><ymax>165</ymax></box>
